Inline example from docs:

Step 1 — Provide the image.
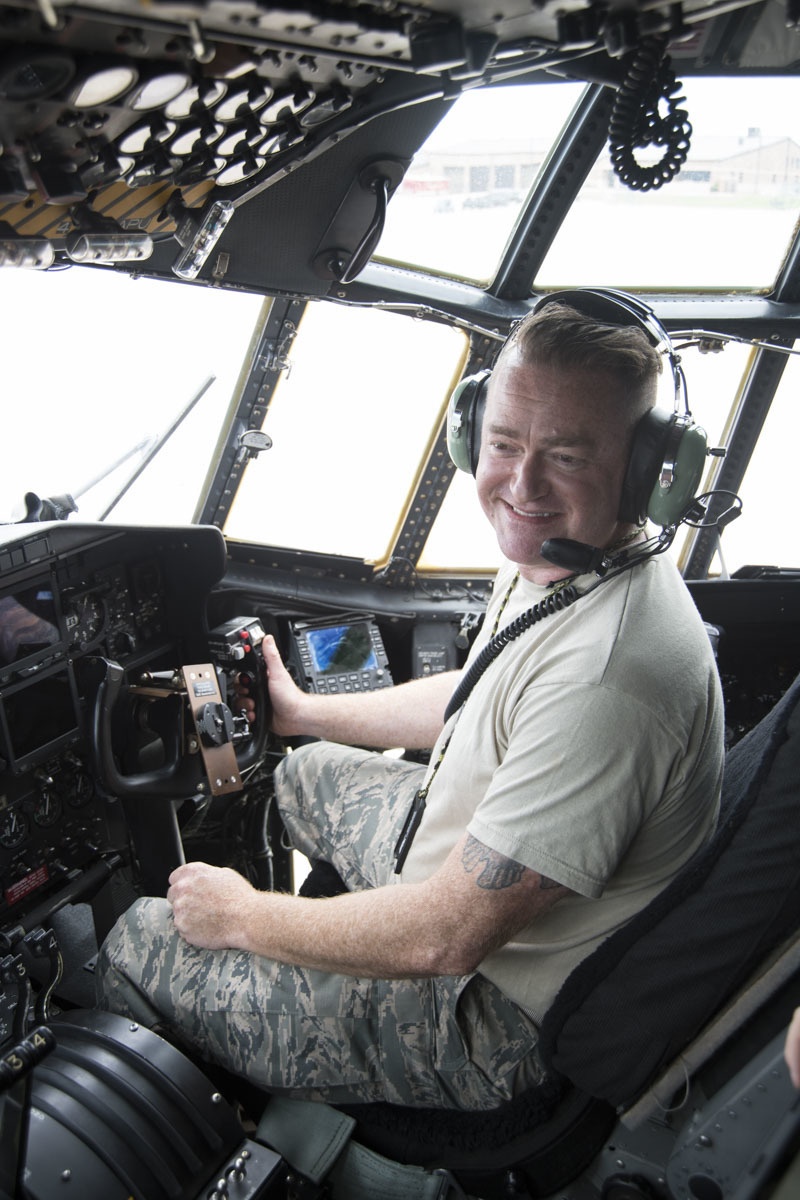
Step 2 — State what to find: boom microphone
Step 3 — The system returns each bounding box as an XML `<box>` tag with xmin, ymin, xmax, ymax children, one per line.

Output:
<box><xmin>541</xmin><ymin>538</ymin><xmax>606</xmax><ymax>574</ymax></box>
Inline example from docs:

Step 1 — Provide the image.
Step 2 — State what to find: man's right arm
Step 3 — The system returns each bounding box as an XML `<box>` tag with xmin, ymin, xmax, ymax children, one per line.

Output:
<box><xmin>261</xmin><ymin>634</ymin><xmax>459</xmax><ymax>750</ymax></box>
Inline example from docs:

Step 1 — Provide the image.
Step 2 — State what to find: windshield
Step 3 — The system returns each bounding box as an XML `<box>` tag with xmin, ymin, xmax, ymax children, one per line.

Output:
<box><xmin>378</xmin><ymin>75</ymin><xmax>800</xmax><ymax>290</ymax></box>
<box><xmin>2</xmin><ymin>73</ymin><xmax>799</xmax><ymax>580</ymax></box>
<box><xmin>0</xmin><ymin>268</ymin><xmax>264</xmax><ymax>525</ymax></box>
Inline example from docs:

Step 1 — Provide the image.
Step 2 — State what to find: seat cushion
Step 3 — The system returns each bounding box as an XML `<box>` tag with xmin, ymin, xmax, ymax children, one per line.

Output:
<box><xmin>537</xmin><ymin>673</ymin><xmax>800</xmax><ymax>1110</ymax></box>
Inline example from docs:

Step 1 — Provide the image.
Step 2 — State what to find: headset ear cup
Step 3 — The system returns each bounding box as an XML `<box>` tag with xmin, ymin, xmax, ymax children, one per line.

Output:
<box><xmin>620</xmin><ymin>410</ymin><xmax>708</xmax><ymax>526</ymax></box>
<box><xmin>446</xmin><ymin>370</ymin><xmax>490</xmax><ymax>475</ymax></box>
<box><xmin>619</xmin><ymin>409</ymin><xmax>672</xmax><ymax>524</ymax></box>
<box><xmin>646</xmin><ymin>421</ymin><xmax>708</xmax><ymax>527</ymax></box>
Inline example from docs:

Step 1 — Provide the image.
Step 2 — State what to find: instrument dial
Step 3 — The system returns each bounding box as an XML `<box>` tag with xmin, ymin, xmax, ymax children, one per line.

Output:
<box><xmin>68</xmin><ymin>771</ymin><xmax>95</xmax><ymax>808</ymax></box>
<box><xmin>0</xmin><ymin>805</ymin><xmax>29</xmax><ymax>849</ymax></box>
<box><xmin>32</xmin><ymin>788</ymin><xmax>63</xmax><ymax>828</ymax></box>
<box><xmin>64</xmin><ymin>592</ymin><xmax>105</xmax><ymax>649</ymax></box>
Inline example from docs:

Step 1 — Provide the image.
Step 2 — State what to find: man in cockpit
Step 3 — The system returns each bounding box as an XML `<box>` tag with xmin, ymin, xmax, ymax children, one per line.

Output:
<box><xmin>97</xmin><ymin>297</ymin><xmax>724</xmax><ymax>1111</ymax></box>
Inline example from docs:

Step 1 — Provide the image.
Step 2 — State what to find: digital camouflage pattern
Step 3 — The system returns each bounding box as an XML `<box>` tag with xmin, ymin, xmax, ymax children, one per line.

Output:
<box><xmin>276</xmin><ymin>741</ymin><xmax>426</xmax><ymax>890</ymax></box>
<box><xmin>96</xmin><ymin>742</ymin><xmax>547</xmax><ymax>1108</ymax></box>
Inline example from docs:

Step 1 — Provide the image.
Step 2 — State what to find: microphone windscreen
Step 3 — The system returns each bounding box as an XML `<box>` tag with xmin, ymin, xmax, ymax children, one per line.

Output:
<box><xmin>541</xmin><ymin>538</ymin><xmax>605</xmax><ymax>574</ymax></box>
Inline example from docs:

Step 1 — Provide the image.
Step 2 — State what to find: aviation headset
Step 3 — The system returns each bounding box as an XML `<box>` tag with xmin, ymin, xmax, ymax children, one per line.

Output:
<box><xmin>446</xmin><ymin>287</ymin><xmax>709</xmax><ymax>528</ymax></box>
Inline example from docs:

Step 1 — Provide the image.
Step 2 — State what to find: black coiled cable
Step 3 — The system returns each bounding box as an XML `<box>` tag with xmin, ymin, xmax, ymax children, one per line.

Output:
<box><xmin>608</xmin><ymin>38</ymin><xmax>692</xmax><ymax>191</ymax></box>
<box><xmin>443</xmin><ymin>583</ymin><xmax>580</xmax><ymax>722</ymax></box>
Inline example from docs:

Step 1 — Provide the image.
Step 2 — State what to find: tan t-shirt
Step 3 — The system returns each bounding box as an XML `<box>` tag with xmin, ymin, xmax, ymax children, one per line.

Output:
<box><xmin>400</xmin><ymin>553</ymin><xmax>724</xmax><ymax>1022</ymax></box>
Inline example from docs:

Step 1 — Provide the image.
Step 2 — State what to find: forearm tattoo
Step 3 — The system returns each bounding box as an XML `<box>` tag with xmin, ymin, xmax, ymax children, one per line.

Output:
<box><xmin>462</xmin><ymin>834</ymin><xmax>525</xmax><ymax>890</ymax></box>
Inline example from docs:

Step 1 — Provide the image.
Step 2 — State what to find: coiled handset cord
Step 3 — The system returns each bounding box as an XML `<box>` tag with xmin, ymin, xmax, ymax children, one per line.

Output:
<box><xmin>442</xmin><ymin>528</ymin><xmax>669</xmax><ymax>723</ymax></box>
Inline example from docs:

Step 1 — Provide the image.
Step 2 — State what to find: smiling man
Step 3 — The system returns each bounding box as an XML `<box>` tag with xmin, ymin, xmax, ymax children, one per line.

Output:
<box><xmin>475</xmin><ymin>329</ymin><xmax>652</xmax><ymax>582</ymax></box>
<box><xmin>97</xmin><ymin>294</ymin><xmax>724</xmax><ymax>1115</ymax></box>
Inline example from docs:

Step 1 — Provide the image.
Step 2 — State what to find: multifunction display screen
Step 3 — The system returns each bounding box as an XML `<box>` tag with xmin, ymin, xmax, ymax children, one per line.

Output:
<box><xmin>305</xmin><ymin>623</ymin><xmax>378</xmax><ymax>676</ymax></box>
<box><xmin>0</xmin><ymin>586</ymin><xmax>60</xmax><ymax>666</ymax></box>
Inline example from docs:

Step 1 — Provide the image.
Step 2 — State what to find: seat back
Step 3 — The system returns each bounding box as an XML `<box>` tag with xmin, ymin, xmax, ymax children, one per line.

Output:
<box><xmin>538</xmin><ymin>672</ymin><xmax>800</xmax><ymax>1111</ymax></box>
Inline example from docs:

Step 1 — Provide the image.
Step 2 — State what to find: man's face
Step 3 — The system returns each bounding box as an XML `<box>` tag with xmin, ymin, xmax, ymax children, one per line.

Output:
<box><xmin>475</xmin><ymin>348</ymin><xmax>636</xmax><ymax>584</ymax></box>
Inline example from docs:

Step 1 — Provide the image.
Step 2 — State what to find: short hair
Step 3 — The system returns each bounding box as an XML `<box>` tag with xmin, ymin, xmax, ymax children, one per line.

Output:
<box><xmin>503</xmin><ymin>301</ymin><xmax>663</xmax><ymax>418</ymax></box>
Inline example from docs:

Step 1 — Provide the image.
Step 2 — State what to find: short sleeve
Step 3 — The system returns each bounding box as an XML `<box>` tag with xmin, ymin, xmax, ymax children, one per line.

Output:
<box><xmin>467</xmin><ymin>681</ymin><xmax>686</xmax><ymax>897</ymax></box>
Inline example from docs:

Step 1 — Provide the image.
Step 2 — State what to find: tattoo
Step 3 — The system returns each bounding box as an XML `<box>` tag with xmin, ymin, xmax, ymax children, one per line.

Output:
<box><xmin>462</xmin><ymin>834</ymin><xmax>524</xmax><ymax>890</ymax></box>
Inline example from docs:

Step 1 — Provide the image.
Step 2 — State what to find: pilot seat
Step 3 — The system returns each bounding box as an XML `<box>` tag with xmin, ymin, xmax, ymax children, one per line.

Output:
<box><xmin>253</xmin><ymin>669</ymin><xmax>800</xmax><ymax>1199</ymax></box>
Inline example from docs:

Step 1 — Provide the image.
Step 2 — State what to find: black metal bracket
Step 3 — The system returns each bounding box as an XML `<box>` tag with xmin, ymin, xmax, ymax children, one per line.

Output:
<box><xmin>313</xmin><ymin>158</ymin><xmax>408</xmax><ymax>284</ymax></box>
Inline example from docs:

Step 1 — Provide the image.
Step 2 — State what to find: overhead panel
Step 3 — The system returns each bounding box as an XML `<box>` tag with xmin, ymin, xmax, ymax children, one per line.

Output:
<box><xmin>0</xmin><ymin>0</ymin><xmax>772</xmax><ymax>289</ymax></box>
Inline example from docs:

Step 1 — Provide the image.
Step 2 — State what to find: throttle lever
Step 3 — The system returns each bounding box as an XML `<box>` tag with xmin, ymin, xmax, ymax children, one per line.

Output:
<box><xmin>0</xmin><ymin>954</ymin><xmax>31</xmax><ymax>1043</ymax></box>
<box><xmin>23</xmin><ymin>928</ymin><xmax>63</xmax><ymax>1026</ymax></box>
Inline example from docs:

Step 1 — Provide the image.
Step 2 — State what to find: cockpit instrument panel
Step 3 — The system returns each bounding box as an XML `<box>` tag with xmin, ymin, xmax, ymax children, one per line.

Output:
<box><xmin>0</xmin><ymin>521</ymin><xmax>226</xmax><ymax>933</ymax></box>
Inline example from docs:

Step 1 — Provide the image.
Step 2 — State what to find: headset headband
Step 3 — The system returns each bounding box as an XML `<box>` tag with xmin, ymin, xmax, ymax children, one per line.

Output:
<box><xmin>533</xmin><ymin>286</ymin><xmax>684</xmax><ymax>414</ymax></box>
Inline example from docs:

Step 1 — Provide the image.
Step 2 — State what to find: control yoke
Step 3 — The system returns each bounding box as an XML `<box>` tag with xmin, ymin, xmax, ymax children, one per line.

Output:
<box><xmin>86</xmin><ymin>620</ymin><xmax>269</xmax><ymax>802</ymax></box>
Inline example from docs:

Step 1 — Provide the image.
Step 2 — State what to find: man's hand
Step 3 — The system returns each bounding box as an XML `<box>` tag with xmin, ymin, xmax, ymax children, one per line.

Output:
<box><xmin>240</xmin><ymin>632</ymin><xmax>457</xmax><ymax>749</ymax></box>
<box><xmin>167</xmin><ymin>862</ymin><xmax>255</xmax><ymax>950</ymax></box>
<box><xmin>233</xmin><ymin>634</ymin><xmax>308</xmax><ymax>734</ymax></box>
<box><xmin>260</xmin><ymin>634</ymin><xmax>309</xmax><ymax>735</ymax></box>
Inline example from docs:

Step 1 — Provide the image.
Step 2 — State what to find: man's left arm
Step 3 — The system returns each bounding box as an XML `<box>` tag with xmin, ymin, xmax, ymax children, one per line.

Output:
<box><xmin>166</xmin><ymin>835</ymin><xmax>573</xmax><ymax>979</ymax></box>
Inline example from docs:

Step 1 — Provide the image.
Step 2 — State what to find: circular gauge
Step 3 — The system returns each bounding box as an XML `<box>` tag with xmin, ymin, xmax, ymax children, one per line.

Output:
<box><xmin>214</xmin><ymin>82</ymin><xmax>272</xmax><ymax>124</ymax></box>
<box><xmin>171</xmin><ymin>122</ymin><xmax>223</xmax><ymax>155</ymax></box>
<box><xmin>174</xmin><ymin>153</ymin><xmax>225</xmax><ymax>187</ymax></box>
<box><xmin>72</xmin><ymin>64</ymin><xmax>139</xmax><ymax>109</ymax></box>
<box><xmin>130</xmin><ymin>70</ymin><xmax>192</xmax><ymax>112</ymax></box>
<box><xmin>0</xmin><ymin>806</ymin><xmax>29</xmax><ymax>849</ymax></box>
<box><xmin>260</xmin><ymin>83</ymin><xmax>315</xmax><ymax>125</ymax></box>
<box><xmin>33</xmin><ymin>789</ymin><xmax>63</xmax><ymax>828</ymax></box>
<box><xmin>217</xmin><ymin>128</ymin><xmax>250</xmax><ymax>157</ymax></box>
<box><xmin>299</xmin><ymin>88</ymin><xmax>353</xmax><ymax>128</ymax></box>
<box><xmin>118</xmin><ymin>118</ymin><xmax>176</xmax><ymax>154</ymax></box>
<box><xmin>64</xmin><ymin>592</ymin><xmax>105</xmax><ymax>649</ymax></box>
<box><xmin>166</xmin><ymin>79</ymin><xmax>227</xmax><ymax>120</ymax></box>
<box><xmin>68</xmin><ymin>771</ymin><xmax>95</xmax><ymax>809</ymax></box>
<box><xmin>216</xmin><ymin>151</ymin><xmax>266</xmax><ymax>186</ymax></box>
<box><xmin>0</xmin><ymin>52</ymin><xmax>76</xmax><ymax>102</ymax></box>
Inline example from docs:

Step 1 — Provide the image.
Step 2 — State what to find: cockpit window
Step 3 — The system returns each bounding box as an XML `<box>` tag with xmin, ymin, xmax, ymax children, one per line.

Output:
<box><xmin>537</xmin><ymin>76</ymin><xmax>800</xmax><ymax>291</ymax></box>
<box><xmin>0</xmin><ymin>269</ymin><xmax>263</xmax><ymax>526</ymax></box>
<box><xmin>223</xmin><ymin>303</ymin><xmax>467</xmax><ymax>561</ymax></box>
<box><xmin>376</xmin><ymin>82</ymin><xmax>587</xmax><ymax>283</ymax></box>
<box><xmin>716</xmin><ymin>342</ymin><xmax>800</xmax><ymax>574</ymax></box>
<box><xmin>375</xmin><ymin>75</ymin><xmax>799</xmax><ymax>292</ymax></box>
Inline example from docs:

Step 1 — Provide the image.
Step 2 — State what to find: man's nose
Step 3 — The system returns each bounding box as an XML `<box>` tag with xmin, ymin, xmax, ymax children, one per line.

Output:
<box><xmin>509</xmin><ymin>451</ymin><xmax>547</xmax><ymax>500</ymax></box>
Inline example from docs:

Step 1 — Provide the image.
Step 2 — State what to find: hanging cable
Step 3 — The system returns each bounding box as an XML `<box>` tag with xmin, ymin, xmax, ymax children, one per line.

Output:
<box><xmin>608</xmin><ymin>37</ymin><xmax>692</xmax><ymax>191</ymax></box>
<box><xmin>443</xmin><ymin>583</ymin><xmax>580</xmax><ymax>722</ymax></box>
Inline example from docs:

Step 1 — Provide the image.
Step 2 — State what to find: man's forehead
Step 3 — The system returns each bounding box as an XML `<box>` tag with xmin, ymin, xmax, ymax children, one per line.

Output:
<box><xmin>486</xmin><ymin>356</ymin><xmax>632</xmax><ymax>446</ymax></box>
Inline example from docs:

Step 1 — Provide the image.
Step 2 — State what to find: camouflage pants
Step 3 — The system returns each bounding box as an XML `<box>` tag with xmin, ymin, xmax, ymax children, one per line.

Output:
<box><xmin>96</xmin><ymin>742</ymin><xmax>546</xmax><ymax>1109</ymax></box>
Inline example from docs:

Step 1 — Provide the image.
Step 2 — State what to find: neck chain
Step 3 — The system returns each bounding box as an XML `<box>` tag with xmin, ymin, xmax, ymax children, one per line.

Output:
<box><xmin>489</xmin><ymin>570</ymin><xmax>519</xmax><ymax>637</ymax></box>
<box><xmin>606</xmin><ymin>525</ymin><xmax>646</xmax><ymax>557</ymax></box>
